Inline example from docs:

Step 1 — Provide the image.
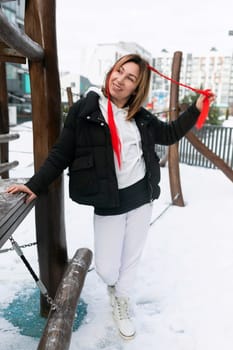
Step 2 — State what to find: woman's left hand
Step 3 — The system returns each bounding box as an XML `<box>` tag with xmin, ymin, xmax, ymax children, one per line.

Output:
<box><xmin>195</xmin><ymin>91</ymin><xmax>216</xmax><ymax>112</ymax></box>
<box><xmin>6</xmin><ymin>184</ymin><xmax>37</xmax><ymax>204</ymax></box>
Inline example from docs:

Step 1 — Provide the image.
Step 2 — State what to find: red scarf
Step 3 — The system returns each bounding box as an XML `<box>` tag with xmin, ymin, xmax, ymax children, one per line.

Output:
<box><xmin>107</xmin><ymin>88</ymin><xmax>122</xmax><ymax>168</ymax></box>
<box><xmin>147</xmin><ymin>65</ymin><xmax>213</xmax><ymax>129</ymax></box>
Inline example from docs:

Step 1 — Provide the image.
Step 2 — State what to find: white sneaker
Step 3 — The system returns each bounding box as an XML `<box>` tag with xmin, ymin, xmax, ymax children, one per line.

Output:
<box><xmin>112</xmin><ymin>296</ymin><xmax>136</xmax><ymax>340</ymax></box>
<box><xmin>107</xmin><ymin>285</ymin><xmax>116</xmax><ymax>306</ymax></box>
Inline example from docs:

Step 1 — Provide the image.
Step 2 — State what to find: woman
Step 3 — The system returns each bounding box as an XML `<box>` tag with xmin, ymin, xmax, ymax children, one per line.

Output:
<box><xmin>7</xmin><ymin>54</ymin><xmax>215</xmax><ymax>340</ymax></box>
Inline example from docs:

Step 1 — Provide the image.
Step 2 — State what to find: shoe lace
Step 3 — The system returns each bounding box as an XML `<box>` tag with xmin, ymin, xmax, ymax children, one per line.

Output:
<box><xmin>116</xmin><ymin>298</ymin><xmax>130</xmax><ymax>320</ymax></box>
<box><xmin>108</xmin><ymin>286</ymin><xmax>115</xmax><ymax>295</ymax></box>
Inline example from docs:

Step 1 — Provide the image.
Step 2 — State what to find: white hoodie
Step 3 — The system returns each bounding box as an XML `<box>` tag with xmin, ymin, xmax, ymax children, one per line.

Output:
<box><xmin>87</xmin><ymin>88</ymin><xmax>146</xmax><ymax>189</ymax></box>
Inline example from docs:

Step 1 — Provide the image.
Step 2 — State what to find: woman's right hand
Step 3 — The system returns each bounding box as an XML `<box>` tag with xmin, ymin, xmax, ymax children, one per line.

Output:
<box><xmin>6</xmin><ymin>184</ymin><xmax>37</xmax><ymax>204</ymax></box>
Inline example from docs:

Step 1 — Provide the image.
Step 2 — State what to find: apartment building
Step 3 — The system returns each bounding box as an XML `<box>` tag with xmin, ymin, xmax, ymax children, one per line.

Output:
<box><xmin>152</xmin><ymin>49</ymin><xmax>233</xmax><ymax>113</ymax></box>
<box><xmin>81</xmin><ymin>41</ymin><xmax>152</xmax><ymax>86</ymax></box>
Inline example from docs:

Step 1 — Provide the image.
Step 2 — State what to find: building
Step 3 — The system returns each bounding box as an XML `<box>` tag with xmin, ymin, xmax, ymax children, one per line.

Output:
<box><xmin>152</xmin><ymin>49</ymin><xmax>233</xmax><ymax>114</ymax></box>
<box><xmin>2</xmin><ymin>2</ymin><xmax>233</xmax><ymax>121</ymax></box>
<box><xmin>80</xmin><ymin>41</ymin><xmax>152</xmax><ymax>85</ymax></box>
<box><xmin>61</xmin><ymin>41</ymin><xmax>154</xmax><ymax>107</ymax></box>
<box><xmin>60</xmin><ymin>71</ymin><xmax>93</xmax><ymax>103</ymax></box>
<box><xmin>77</xmin><ymin>41</ymin><xmax>153</xmax><ymax>106</ymax></box>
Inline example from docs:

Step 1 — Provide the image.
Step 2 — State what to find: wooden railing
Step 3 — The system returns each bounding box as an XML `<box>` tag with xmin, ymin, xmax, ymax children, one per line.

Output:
<box><xmin>0</xmin><ymin>178</ymin><xmax>35</xmax><ymax>248</ymax></box>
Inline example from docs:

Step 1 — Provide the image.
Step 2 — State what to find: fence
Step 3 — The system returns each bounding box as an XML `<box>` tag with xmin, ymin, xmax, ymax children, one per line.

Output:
<box><xmin>155</xmin><ymin>125</ymin><xmax>233</xmax><ymax>169</ymax></box>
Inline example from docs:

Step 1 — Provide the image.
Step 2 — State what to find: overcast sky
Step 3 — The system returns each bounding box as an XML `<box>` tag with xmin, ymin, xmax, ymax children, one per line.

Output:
<box><xmin>56</xmin><ymin>0</ymin><xmax>233</xmax><ymax>72</ymax></box>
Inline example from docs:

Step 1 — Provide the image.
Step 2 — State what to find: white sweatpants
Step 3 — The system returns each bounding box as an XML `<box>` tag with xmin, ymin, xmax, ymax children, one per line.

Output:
<box><xmin>94</xmin><ymin>203</ymin><xmax>153</xmax><ymax>298</ymax></box>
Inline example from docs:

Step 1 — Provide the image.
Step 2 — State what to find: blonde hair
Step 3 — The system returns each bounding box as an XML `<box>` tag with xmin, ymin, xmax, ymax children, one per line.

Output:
<box><xmin>103</xmin><ymin>54</ymin><xmax>151</xmax><ymax>120</ymax></box>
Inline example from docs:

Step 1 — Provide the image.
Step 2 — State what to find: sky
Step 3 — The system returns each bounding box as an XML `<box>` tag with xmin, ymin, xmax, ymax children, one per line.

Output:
<box><xmin>56</xmin><ymin>0</ymin><xmax>233</xmax><ymax>73</ymax></box>
<box><xmin>0</xmin><ymin>121</ymin><xmax>233</xmax><ymax>349</ymax></box>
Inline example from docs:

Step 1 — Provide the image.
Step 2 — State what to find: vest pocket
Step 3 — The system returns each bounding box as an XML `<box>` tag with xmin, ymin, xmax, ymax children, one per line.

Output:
<box><xmin>69</xmin><ymin>154</ymin><xmax>98</xmax><ymax>195</ymax></box>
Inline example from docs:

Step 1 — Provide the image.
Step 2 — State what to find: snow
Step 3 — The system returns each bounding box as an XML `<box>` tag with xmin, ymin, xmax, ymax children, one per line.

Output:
<box><xmin>222</xmin><ymin>116</ymin><xmax>233</xmax><ymax>128</ymax></box>
<box><xmin>0</xmin><ymin>121</ymin><xmax>233</xmax><ymax>349</ymax></box>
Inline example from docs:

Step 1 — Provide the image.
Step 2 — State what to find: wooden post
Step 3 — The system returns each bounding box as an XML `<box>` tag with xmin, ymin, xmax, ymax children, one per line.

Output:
<box><xmin>168</xmin><ymin>52</ymin><xmax>185</xmax><ymax>206</ymax></box>
<box><xmin>66</xmin><ymin>87</ymin><xmax>74</xmax><ymax>108</ymax></box>
<box><xmin>0</xmin><ymin>62</ymin><xmax>9</xmax><ymax>179</ymax></box>
<box><xmin>37</xmin><ymin>248</ymin><xmax>93</xmax><ymax>350</ymax></box>
<box><xmin>24</xmin><ymin>0</ymin><xmax>68</xmax><ymax>316</ymax></box>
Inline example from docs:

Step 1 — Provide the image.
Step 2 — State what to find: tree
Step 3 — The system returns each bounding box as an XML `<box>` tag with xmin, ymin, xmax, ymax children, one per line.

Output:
<box><xmin>207</xmin><ymin>104</ymin><xmax>221</xmax><ymax>125</ymax></box>
<box><xmin>180</xmin><ymin>93</ymin><xmax>221</xmax><ymax>126</ymax></box>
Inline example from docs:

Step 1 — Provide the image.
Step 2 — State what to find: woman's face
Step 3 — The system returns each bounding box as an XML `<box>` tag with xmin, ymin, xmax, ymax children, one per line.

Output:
<box><xmin>108</xmin><ymin>61</ymin><xmax>140</xmax><ymax>108</ymax></box>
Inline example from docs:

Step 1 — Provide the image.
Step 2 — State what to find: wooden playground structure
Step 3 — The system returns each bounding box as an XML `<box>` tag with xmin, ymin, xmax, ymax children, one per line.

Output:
<box><xmin>0</xmin><ymin>1</ymin><xmax>232</xmax><ymax>349</ymax></box>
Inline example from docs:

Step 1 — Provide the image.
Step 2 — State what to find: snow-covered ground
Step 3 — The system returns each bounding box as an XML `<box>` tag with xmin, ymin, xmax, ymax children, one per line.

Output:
<box><xmin>0</xmin><ymin>121</ymin><xmax>233</xmax><ymax>350</ymax></box>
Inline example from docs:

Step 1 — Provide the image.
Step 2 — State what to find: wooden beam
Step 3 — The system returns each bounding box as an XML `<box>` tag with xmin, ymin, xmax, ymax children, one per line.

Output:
<box><xmin>0</xmin><ymin>160</ymin><xmax>19</xmax><ymax>174</ymax></box>
<box><xmin>24</xmin><ymin>0</ymin><xmax>68</xmax><ymax>317</ymax></box>
<box><xmin>37</xmin><ymin>248</ymin><xmax>93</xmax><ymax>350</ymax></box>
<box><xmin>179</xmin><ymin>102</ymin><xmax>233</xmax><ymax>183</ymax></box>
<box><xmin>0</xmin><ymin>62</ymin><xmax>9</xmax><ymax>178</ymax></box>
<box><xmin>0</xmin><ymin>133</ymin><xmax>19</xmax><ymax>143</ymax></box>
<box><xmin>0</xmin><ymin>41</ymin><xmax>26</xmax><ymax>64</ymax></box>
<box><xmin>168</xmin><ymin>51</ymin><xmax>185</xmax><ymax>206</ymax></box>
<box><xmin>186</xmin><ymin>131</ymin><xmax>233</xmax><ymax>182</ymax></box>
<box><xmin>0</xmin><ymin>8</ymin><xmax>44</xmax><ymax>61</ymax></box>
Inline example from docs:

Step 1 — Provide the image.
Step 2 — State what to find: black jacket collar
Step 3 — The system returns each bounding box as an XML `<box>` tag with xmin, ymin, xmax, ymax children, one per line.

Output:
<box><xmin>79</xmin><ymin>91</ymin><xmax>153</xmax><ymax>124</ymax></box>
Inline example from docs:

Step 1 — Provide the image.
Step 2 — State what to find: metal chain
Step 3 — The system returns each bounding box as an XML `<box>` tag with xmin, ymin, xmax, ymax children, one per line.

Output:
<box><xmin>1</xmin><ymin>238</ymin><xmax>95</xmax><ymax>311</ymax></box>
<box><xmin>45</xmin><ymin>293</ymin><xmax>58</xmax><ymax>312</ymax></box>
<box><xmin>7</xmin><ymin>236</ymin><xmax>58</xmax><ymax>311</ymax></box>
<box><xmin>0</xmin><ymin>241</ymin><xmax>37</xmax><ymax>254</ymax></box>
